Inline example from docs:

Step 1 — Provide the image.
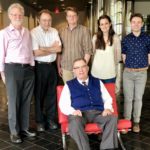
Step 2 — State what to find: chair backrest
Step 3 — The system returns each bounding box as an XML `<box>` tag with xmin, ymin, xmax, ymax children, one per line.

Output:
<box><xmin>57</xmin><ymin>83</ymin><xmax>118</xmax><ymax>124</ymax></box>
<box><xmin>104</xmin><ymin>83</ymin><xmax>118</xmax><ymax>116</ymax></box>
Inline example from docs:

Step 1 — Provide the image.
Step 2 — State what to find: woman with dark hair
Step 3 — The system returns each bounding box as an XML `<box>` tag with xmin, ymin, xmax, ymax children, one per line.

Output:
<box><xmin>91</xmin><ymin>15</ymin><xmax>121</xmax><ymax>91</ymax></box>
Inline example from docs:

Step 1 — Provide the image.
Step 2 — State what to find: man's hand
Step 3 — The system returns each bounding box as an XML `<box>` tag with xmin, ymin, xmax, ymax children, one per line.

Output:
<box><xmin>122</xmin><ymin>54</ymin><xmax>126</xmax><ymax>64</ymax></box>
<box><xmin>52</xmin><ymin>41</ymin><xmax>59</xmax><ymax>47</ymax></box>
<box><xmin>40</xmin><ymin>41</ymin><xmax>61</xmax><ymax>53</ymax></box>
<box><xmin>50</xmin><ymin>41</ymin><xmax>61</xmax><ymax>52</ymax></box>
<box><xmin>148</xmin><ymin>54</ymin><xmax>150</xmax><ymax>65</ymax></box>
<box><xmin>72</xmin><ymin>110</ymin><xmax>82</xmax><ymax>117</ymax></box>
<box><xmin>1</xmin><ymin>72</ymin><xmax>5</xmax><ymax>84</ymax></box>
<box><xmin>58</xmin><ymin>66</ymin><xmax>63</xmax><ymax>77</ymax></box>
<box><xmin>102</xmin><ymin>109</ymin><xmax>112</xmax><ymax>116</ymax></box>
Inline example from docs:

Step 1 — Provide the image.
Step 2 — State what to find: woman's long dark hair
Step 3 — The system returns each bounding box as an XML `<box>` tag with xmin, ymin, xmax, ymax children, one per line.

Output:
<box><xmin>95</xmin><ymin>15</ymin><xmax>115</xmax><ymax>50</ymax></box>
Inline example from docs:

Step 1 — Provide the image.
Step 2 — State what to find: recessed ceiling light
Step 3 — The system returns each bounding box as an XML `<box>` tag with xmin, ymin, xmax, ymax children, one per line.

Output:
<box><xmin>60</xmin><ymin>0</ymin><xmax>64</xmax><ymax>1</ymax></box>
<box><xmin>32</xmin><ymin>1</ymin><xmax>37</xmax><ymax>5</ymax></box>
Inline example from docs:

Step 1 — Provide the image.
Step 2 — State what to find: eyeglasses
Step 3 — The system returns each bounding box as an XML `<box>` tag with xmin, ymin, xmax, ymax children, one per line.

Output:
<box><xmin>10</xmin><ymin>14</ymin><xmax>23</xmax><ymax>17</ymax></box>
<box><xmin>73</xmin><ymin>65</ymin><xmax>87</xmax><ymax>70</ymax></box>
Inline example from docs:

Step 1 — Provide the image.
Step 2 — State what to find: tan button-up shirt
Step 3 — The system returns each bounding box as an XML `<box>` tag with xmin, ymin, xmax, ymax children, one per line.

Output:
<box><xmin>59</xmin><ymin>24</ymin><xmax>92</xmax><ymax>71</ymax></box>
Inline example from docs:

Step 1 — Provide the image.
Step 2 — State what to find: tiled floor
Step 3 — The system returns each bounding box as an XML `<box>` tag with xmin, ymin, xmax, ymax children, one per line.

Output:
<box><xmin>0</xmin><ymin>79</ymin><xmax>150</xmax><ymax>150</ymax></box>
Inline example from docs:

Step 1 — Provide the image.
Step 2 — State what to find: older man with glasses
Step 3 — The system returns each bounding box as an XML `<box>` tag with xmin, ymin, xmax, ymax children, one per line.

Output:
<box><xmin>31</xmin><ymin>9</ymin><xmax>61</xmax><ymax>132</ymax></box>
<box><xmin>59</xmin><ymin>58</ymin><xmax>118</xmax><ymax>150</ymax></box>
<box><xmin>0</xmin><ymin>3</ymin><xmax>36</xmax><ymax>143</ymax></box>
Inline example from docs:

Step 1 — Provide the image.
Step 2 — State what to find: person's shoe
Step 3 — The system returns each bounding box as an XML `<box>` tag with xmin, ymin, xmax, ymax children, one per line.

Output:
<box><xmin>10</xmin><ymin>134</ymin><xmax>22</xmax><ymax>144</ymax></box>
<box><xmin>37</xmin><ymin>123</ymin><xmax>45</xmax><ymax>132</ymax></box>
<box><xmin>133</xmin><ymin>123</ymin><xmax>140</xmax><ymax>133</ymax></box>
<box><xmin>20</xmin><ymin>130</ymin><xmax>36</xmax><ymax>138</ymax></box>
<box><xmin>47</xmin><ymin>120</ymin><xmax>58</xmax><ymax>130</ymax></box>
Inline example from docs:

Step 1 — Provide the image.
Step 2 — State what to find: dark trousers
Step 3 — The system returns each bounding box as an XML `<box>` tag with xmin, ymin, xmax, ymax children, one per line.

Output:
<box><xmin>34</xmin><ymin>62</ymin><xmax>57</xmax><ymax>124</ymax></box>
<box><xmin>68</xmin><ymin>110</ymin><xmax>118</xmax><ymax>150</ymax></box>
<box><xmin>5</xmin><ymin>64</ymin><xmax>34</xmax><ymax>135</ymax></box>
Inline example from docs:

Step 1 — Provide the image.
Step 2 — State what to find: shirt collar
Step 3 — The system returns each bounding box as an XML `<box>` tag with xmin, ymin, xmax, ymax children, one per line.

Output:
<box><xmin>66</xmin><ymin>24</ymin><xmax>79</xmax><ymax>31</ymax></box>
<box><xmin>8</xmin><ymin>24</ymin><xmax>24</xmax><ymax>31</ymax></box>
<box><xmin>38</xmin><ymin>25</ymin><xmax>51</xmax><ymax>33</ymax></box>
<box><xmin>77</xmin><ymin>77</ymin><xmax>89</xmax><ymax>85</ymax></box>
<box><xmin>8</xmin><ymin>24</ymin><xmax>25</xmax><ymax>36</ymax></box>
<box><xmin>131</xmin><ymin>31</ymin><xmax>144</xmax><ymax>38</ymax></box>
<box><xmin>8</xmin><ymin>24</ymin><xmax>15</xmax><ymax>31</ymax></box>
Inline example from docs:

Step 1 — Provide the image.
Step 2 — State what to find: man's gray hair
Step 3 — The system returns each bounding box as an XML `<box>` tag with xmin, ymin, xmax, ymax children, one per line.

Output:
<box><xmin>8</xmin><ymin>3</ymin><xmax>24</xmax><ymax>16</ymax></box>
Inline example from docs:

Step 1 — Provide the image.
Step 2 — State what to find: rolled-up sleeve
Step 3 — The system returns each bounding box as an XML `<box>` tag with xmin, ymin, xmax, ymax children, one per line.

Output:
<box><xmin>82</xmin><ymin>28</ymin><xmax>93</xmax><ymax>55</ymax></box>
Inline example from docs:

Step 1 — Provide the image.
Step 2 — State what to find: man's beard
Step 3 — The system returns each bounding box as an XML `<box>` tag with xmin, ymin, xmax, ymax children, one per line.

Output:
<box><xmin>12</xmin><ymin>20</ymin><xmax>23</xmax><ymax>26</ymax></box>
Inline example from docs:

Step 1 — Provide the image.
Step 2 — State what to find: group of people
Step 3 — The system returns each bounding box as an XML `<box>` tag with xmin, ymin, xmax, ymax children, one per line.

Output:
<box><xmin>0</xmin><ymin>2</ymin><xmax>150</xmax><ymax>150</ymax></box>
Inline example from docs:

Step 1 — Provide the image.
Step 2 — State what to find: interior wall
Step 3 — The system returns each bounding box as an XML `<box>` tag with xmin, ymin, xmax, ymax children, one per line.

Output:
<box><xmin>0</xmin><ymin>0</ymin><xmax>90</xmax><ymax>31</ymax></box>
<box><xmin>134</xmin><ymin>1</ymin><xmax>150</xmax><ymax>16</ymax></box>
<box><xmin>0</xmin><ymin>0</ymin><xmax>37</xmax><ymax>29</ymax></box>
<box><xmin>0</xmin><ymin>13</ymin><xmax>2</xmax><ymax>30</ymax></box>
<box><xmin>51</xmin><ymin>11</ymin><xmax>87</xmax><ymax>30</ymax></box>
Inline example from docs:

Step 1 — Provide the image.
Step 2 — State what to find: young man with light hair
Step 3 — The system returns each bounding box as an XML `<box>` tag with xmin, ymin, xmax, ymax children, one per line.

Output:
<box><xmin>122</xmin><ymin>13</ymin><xmax>150</xmax><ymax>133</ymax></box>
<box><xmin>57</xmin><ymin>7</ymin><xmax>92</xmax><ymax>83</ymax></box>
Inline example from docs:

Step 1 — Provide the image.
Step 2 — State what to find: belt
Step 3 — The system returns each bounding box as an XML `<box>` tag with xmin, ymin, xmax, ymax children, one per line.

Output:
<box><xmin>6</xmin><ymin>63</ymin><xmax>30</xmax><ymax>67</ymax></box>
<box><xmin>125</xmin><ymin>67</ymin><xmax>148</xmax><ymax>72</ymax></box>
<box><xmin>35</xmin><ymin>61</ymin><xmax>54</xmax><ymax>65</ymax></box>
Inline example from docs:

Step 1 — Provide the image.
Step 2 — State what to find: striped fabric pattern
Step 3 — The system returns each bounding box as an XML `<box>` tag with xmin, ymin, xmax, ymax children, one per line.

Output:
<box><xmin>59</xmin><ymin>24</ymin><xmax>92</xmax><ymax>71</ymax></box>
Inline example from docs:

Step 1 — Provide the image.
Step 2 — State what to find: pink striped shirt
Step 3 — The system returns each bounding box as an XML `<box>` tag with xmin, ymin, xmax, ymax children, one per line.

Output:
<box><xmin>0</xmin><ymin>24</ymin><xmax>34</xmax><ymax>72</ymax></box>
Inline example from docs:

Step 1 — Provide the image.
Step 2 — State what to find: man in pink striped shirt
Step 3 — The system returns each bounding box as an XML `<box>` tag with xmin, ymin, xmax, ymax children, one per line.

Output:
<box><xmin>0</xmin><ymin>3</ymin><xmax>36</xmax><ymax>143</ymax></box>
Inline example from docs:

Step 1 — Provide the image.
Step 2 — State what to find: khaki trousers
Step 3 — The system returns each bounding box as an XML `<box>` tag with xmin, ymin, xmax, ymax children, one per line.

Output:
<box><xmin>62</xmin><ymin>68</ymin><xmax>74</xmax><ymax>83</ymax></box>
<box><xmin>123</xmin><ymin>70</ymin><xmax>147</xmax><ymax>123</ymax></box>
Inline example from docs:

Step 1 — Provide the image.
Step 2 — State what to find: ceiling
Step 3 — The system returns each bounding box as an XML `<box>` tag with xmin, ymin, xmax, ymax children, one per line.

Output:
<box><xmin>20</xmin><ymin>0</ymin><xmax>92</xmax><ymax>13</ymax></box>
<box><xmin>20</xmin><ymin>0</ymin><xmax>149</xmax><ymax>14</ymax></box>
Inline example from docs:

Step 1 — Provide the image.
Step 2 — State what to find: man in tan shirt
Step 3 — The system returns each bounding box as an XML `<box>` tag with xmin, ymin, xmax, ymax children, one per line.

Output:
<box><xmin>57</xmin><ymin>7</ymin><xmax>92</xmax><ymax>83</ymax></box>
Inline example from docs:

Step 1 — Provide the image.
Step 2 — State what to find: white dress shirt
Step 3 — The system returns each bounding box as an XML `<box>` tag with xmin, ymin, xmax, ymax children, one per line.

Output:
<box><xmin>59</xmin><ymin>78</ymin><xmax>113</xmax><ymax>115</ymax></box>
<box><xmin>31</xmin><ymin>26</ymin><xmax>61</xmax><ymax>62</ymax></box>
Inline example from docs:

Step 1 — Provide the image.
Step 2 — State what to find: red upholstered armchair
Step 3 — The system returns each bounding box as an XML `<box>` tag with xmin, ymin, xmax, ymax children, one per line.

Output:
<box><xmin>57</xmin><ymin>83</ymin><xmax>132</xmax><ymax>150</ymax></box>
